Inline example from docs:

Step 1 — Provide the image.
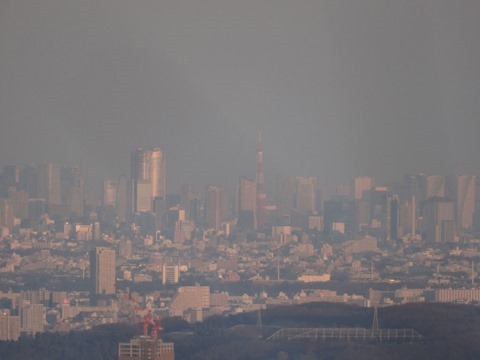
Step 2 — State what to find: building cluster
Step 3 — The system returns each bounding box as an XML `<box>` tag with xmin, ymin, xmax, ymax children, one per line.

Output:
<box><xmin>1</xmin><ymin>138</ymin><xmax>480</xmax><ymax>343</ymax></box>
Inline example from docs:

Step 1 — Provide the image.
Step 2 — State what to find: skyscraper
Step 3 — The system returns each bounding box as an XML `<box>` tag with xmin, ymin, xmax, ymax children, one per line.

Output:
<box><xmin>453</xmin><ymin>175</ymin><xmax>476</xmax><ymax>229</ymax></box>
<box><xmin>116</xmin><ymin>175</ymin><xmax>128</xmax><ymax>222</ymax></box>
<box><xmin>205</xmin><ymin>185</ymin><xmax>224</xmax><ymax>231</ymax></box>
<box><xmin>237</xmin><ymin>177</ymin><xmax>256</xmax><ymax>230</ymax></box>
<box><xmin>424</xmin><ymin>197</ymin><xmax>455</xmax><ymax>243</ymax></box>
<box><xmin>131</xmin><ymin>148</ymin><xmax>165</xmax><ymax>214</ymax></box>
<box><xmin>352</xmin><ymin>176</ymin><xmax>374</xmax><ymax>200</ymax></box>
<box><xmin>275</xmin><ymin>175</ymin><xmax>294</xmax><ymax>224</ymax></box>
<box><xmin>37</xmin><ymin>163</ymin><xmax>61</xmax><ymax>206</ymax></box>
<box><xmin>294</xmin><ymin>177</ymin><xmax>317</xmax><ymax>214</ymax></box>
<box><xmin>90</xmin><ymin>247</ymin><xmax>116</xmax><ymax>295</ymax></box>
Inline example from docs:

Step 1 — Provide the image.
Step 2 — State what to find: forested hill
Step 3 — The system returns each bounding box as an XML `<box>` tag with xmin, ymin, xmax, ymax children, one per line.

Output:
<box><xmin>2</xmin><ymin>303</ymin><xmax>480</xmax><ymax>359</ymax></box>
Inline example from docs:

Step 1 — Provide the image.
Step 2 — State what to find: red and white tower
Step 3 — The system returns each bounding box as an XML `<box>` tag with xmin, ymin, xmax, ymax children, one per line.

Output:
<box><xmin>256</xmin><ymin>130</ymin><xmax>267</xmax><ymax>229</ymax></box>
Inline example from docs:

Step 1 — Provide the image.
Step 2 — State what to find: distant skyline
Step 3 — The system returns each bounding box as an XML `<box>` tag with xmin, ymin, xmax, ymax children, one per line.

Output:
<box><xmin>1</xmin><ymin>1</ymin><xmax>479</xmax><ymax>197</ymax></box>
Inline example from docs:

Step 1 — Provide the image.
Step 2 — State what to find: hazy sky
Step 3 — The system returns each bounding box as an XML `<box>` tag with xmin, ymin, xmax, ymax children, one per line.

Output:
<box><xmin>1</xmin><ymin>0</ymin><xmax>479</xmax><ymax>197</ymax></box>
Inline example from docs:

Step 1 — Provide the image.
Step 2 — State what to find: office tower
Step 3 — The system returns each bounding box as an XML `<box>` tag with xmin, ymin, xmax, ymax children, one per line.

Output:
<box><xmin>19</xmin><ymin>165</ymin><xmax>38</xmax><ymax>198</ymax></box>
<box><xmin>294</xmin><ymin>177</ymin><xmax>317</xmax><ymax>214</ymax></box>
<box><xmin>205</xmin><ymin>185</ymin><xmax>224</xmax><ymax>231</ymax></box>
<box><xmin>170</xmin><ymin>286</ymin><xmax>210</xmax><ymax>317</ymax></box>
<box><xmin>451</xmin><ymin>175</ymin><xmax>476</xmax><ymax>229</ymax></box>
<box><xmin>352</xmin><ymin>176</ymin><xmax>374</xmax><ymax>200</ymax></box>
<box><xmin>255</xmin><ymin>130</ymin><xmax>267</xmax><ymax>229</ymax></box>
<box><xmin>20</xmin><ymin>303</ymin><xmax>46</xmax><ymax>335</ymax></box>
<box><xmin>0</xmin><ymin>310</ymin><xmax>20</xmax><ymax>341</ymax></box>
<box><xmin>119</xmin><ymin>336</ymin><xmax>175</xmax><ymax>360</ymax></box>
<box><xmin>424</xmin><ymin>197</ymin><xmax>455</xmax><ymax>243</ymax></box>
<box><xmin>90</xmin><ymin>247</ymin><xmax>116</xmax><ymax>295</ymax></box>
<box><xmin>7</xmin><ymin>187</ymin><xmax>29</xmax><ymax>220</ymax></box>
<box><xmin>387</xmin><ymin>194</ymin><xmax>399</xmax><ymax>241</ymax></box>
<box><xmin>0</xmin><ymin>165</ymin><xmax>18</xmax><ymax>197</ymax></box>
<box><xmin>60</xmin><ymin>166</ymin><xmax>84</xmax><ymax>216</ymax></box>
<box><xmin>324</xmin><ymin>197</ymin><xmax>355</xmax><ymax>235</ymax></box>
<box><xmin>102</xmin><ymin>180</ymin><xmax>117</xmax><ymax>207</ymax></box>
<box><xmin>237</xmin><ymin>177</ymin><xmax>256</xmax><ymax>230</ymax></box>
<box><xmin>37</xmin><ymin>163</ymin><xmax>61</xmax><ymax>206</ymax></box>
<box><xmin>180</xmin><ymin>185</ymin><xmax>201</xmax><ymax>224</ymax></box>
<box><xmin>28</xmin><ymin>199</ymin><xmax>46</xmax><ymax>220</ymax></box>
<box><xmin>276</xmin><ymin>175</ymin><xmax>294</xmax><ymax>224</ymax></box>
<box><xmin>162</xmin><ymin>264</ymin><xmax>179</xmax><ymax>285</ymax></box>
<box><xmin>421</xmin><ymin>175</ymin><xmax>445</xmax><ymax>202</ymax></box>
<box><xmin>0</xmin><ymin>199</ymin><xmax>14</xmax><ymax>231</ymax></box>
<box><xmin>116</xmin><ymin>175</ymin><xmax>128</xmax><ymax>222</ymax></box>
<box><xmin>398</xmin><ymin>197</ymin><xmax>416</xmax><ymax>239</ymax></box>
<box><xmin>131</xmin><ymin>148</ymin><xmax>165</xmax><ymax>214</ymax></box>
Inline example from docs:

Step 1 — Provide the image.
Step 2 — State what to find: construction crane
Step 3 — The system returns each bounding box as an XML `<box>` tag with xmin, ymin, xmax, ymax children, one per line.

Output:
<box><xmin>143</xmin><ymin>310</ymin><xmax>164</xmax><ymax>339</ymax></box>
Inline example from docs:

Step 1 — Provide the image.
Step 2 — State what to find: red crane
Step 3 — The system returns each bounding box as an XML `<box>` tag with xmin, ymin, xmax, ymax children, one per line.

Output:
<box><xmin>142</xmin><ymin>310</ymin><xmax>164</xmax><ymax>339</ymax></box>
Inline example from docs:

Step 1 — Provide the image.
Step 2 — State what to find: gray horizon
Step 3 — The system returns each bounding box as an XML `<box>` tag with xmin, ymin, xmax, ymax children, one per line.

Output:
<box><xmin>1</xmin><ymin>0</ymin><xmax>479</xmax><ymax>198</ymax></box>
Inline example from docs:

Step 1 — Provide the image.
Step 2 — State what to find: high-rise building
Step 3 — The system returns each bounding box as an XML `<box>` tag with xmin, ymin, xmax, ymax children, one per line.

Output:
<box><xmin>118</xmin><ymin>336</ymin><xmax>174</xmax><ymax>360</ymax></box>
<box><xmin>20</xmin><ymin>303</ymin><xmax>46</xmax><ymax>335</ymax></box>
<box><xmin>162</xmin><ymin>264</ymin><xmax>179</xmax><ymax>285</ymax></box>
<box><xmin>19</xmin><ymin>165</ymin><xmax>38</xmax><ymax>198</ymax></box>
<box><xmin>205</xmin><ymin>185</ymin><xmax>224</xmax><ymax>231</ymax></box>
<box><xmin>255</xmin><ymin>130</ymin><xmax>267</xmax><ymax>229</ymax></box>
<box><xmin>352</xmin><ymin>177</ymin><xmax>374</xmax><ymax>200</ymax></box>
<box><xmin>294</xmin><ymin>177</ymin><xmax>317</xmax><ymax>214</ymax></box>
<box><xmin>0</xmin><ymin>199</ymin><xmax>14</xmax><ymax>231</ymax></box>
<box><xmin>424</xmin><ymin>197</ymin><xmax>455</xmax><ymax>243</ymax></box>
<box><xmin>131</xmin><ymin>148</ymin><xmax>165</xmax><ymax>214</ymax></box>
<box><xmin>37</xmin><ymin>163</ymin><xmax>61</xmax><ymax>206</ymax></box>
<box><xmin>0</xmin><ymin>309</ymin><xmax>20</xmax><ymax>341</ymax></box>
<box><xmin>237</xmin><ymin>177</ymin><xmax>256</xmax><ymax>230</ymax></box>
<box><xmin>170</xmin><ymin>286</ymin><xmax>210</xmax><ymax>317</ymax></box>
<box><xmin>276</xmin><ymin>175</ymin><xmax>294</xmax><ymax>223</ymax></box>
<box><xmin>60</xmin><ymin>166</ymin><xmax>84</xmax><ymax>217</ymax></box>
<box><xmin>8</xmin><ymin>187</ymin><xmax>29</xmax><ymax>220</ymax></box>
<box><xmin>180</xmin><ymin>185</ymin><xmax>201</xmax><ymax>224</ymax></box>
<box><xmin>0</xmin><ymin>165</ymin><xmax>18</xmax><ymax>197</ymax></box>
<box><xmin>90</xmin><ymin>247</ymin><xmax>116</xmax><ymax>295</ymax></box>
<box><xmin>452</xmin><ymin>175</ymin><xmax>476</xmax><ymax>229</ymax></box>
<box><xmin>102</xmin><ymin>180</ymin><xmax>117</xmax><ymax>207</ymax></box>
<box><xmin>116</xmin><ymin>175</ymin><xmax>128</xmax><ymax>222</ymax></box>
<box><xmin>421</xmin><ymin>175</ymin><xmax>445</xmax><ymax>203</ymax></box>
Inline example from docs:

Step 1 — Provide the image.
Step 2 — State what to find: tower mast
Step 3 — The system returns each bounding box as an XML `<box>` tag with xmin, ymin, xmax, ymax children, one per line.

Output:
<box><xmin>256</xmin><ymin>130</ymin><xmax>266</xmax><ymax>229</ymax></box>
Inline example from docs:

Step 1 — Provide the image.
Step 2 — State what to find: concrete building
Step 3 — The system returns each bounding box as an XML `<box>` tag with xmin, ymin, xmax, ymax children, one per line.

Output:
<box><xmin>423</xmin><ymin>197</ymin><xmax>455</xmax><ymax>243</ymax></box>
<box><xmin>352</xmin><ymin>176</ymin><xmax>374</xmax><ymax>200</ymax></box>
<box><xmin>237</xmin><ymin>177</ymin><xmax>256</xmax><ymax>230</ymax></box>
<box><xmin>170</xmin><ymin>286</ymin><xmax>210</xmax><ymax>318</ymax></box>
<box><xmin>131</xmin><ymin>148</ymin><xmax>166</xmax><ymax>214</ymax></box>
<box><xmin>0</xmin><ymin>309</ymin><xmax>20</xmax><ymax>341</ymax></box>
<box><xmin>294</xmin><ymin>177</ymin><xmax>317</xmax><ymax>214</ymax></box>
<box><xmin>205</xmin><ymin>185</ymin><xmax>224</xmax><ymax>231</ymax></box>
<box><xmin>37</xmin><ymin>163</ymin><xmax>61</xmax><ymax>207</ymax></box>
<box><xmin>162</xmin><ymin>264</ymin><xmax>179</xmax><ymax>285</ymax></box>
<box><xmin>20</xmin><ymin>303</ymin><xmax>46</xmax><ymax>335</ymax></box>
<box><xmin>119</xmin><ymin>336</ymin><xmax>174</xmax><ymax>360</ymax></box>
<box><xmin>453</xmin><ymin>175</ymin><xmax>476</xmax><ymax>229</ymax></box>
<box><xmin>90</xmin><ymin>247</ymin><xmax>116</xmax><ymax>295</ymax></box>
<box><xmin>275</xmin><ymin>175</ymin><xmax>294</xmax><ymax>224</ymax></box>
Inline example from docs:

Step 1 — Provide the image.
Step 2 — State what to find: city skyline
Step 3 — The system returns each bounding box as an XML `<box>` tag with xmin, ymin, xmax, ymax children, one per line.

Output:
<box><xmin>1</xmin><ymin>1</ymin><xmax>480</xmax><ymax>197</ymax></box>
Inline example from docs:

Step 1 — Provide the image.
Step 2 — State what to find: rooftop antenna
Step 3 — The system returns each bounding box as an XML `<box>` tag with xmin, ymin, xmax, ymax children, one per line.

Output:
<box><xmin>472</xmin><ymin>261</ymin><xmax>475</xmax><ymax>286</ymax></box>
<box><xmin>372</xmin><ymin>305</ymin><xmax>379</xmax><ymax>331</ymax></box>
<box><xmin>256</xmin><ymin>307</ymin><xmax>263</xmax><ymax>329</ymax></box>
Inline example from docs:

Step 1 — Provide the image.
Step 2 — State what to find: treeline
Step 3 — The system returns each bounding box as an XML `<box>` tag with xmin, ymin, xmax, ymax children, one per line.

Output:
<box><xmin>0</xmin><ymin>323</ymin><xmax>141</xmax><ymax>360</ymax></box>
<box><xmin>2</xmin><ymin>303</ymin><xmax>480</xmax><ymax>359</ymax></box>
